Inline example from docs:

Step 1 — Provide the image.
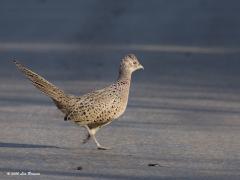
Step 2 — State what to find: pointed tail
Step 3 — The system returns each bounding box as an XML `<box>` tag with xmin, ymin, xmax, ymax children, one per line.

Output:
<box><xmin>14</xmin><ymin>60</ymin><xmax>67</xmax><ymax>102</ymax></box>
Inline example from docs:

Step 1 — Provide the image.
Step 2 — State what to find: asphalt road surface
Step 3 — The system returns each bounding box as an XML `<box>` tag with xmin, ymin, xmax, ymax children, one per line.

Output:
<box><xmin>1</xmin><ymin>1</ymin><xmax>240</xmax><ymax>179</ymax></box>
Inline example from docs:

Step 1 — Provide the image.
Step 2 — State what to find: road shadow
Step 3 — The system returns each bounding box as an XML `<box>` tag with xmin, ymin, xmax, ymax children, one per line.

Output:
<box><xmin>0</xmin><ymin>142</ymin><xmax>60</xmax><ymax>149</ymax></box>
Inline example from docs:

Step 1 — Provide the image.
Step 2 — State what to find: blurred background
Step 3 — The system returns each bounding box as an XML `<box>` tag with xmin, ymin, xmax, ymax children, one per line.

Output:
<box><xmin>1</xmin><ymin>0</ymin><xmax>240</xmax><ymax>179</ymax></box>
<box><xmin>1</xmin><ymin>0</ymin><xmax>240</xmax><ymax>86</ymax></box>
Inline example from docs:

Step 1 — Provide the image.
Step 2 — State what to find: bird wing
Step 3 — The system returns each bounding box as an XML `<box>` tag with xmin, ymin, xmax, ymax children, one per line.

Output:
<box><xmin>67</xmin><ymin>87</ymin><xmax>121</xmax><ymax>127</ymax></box>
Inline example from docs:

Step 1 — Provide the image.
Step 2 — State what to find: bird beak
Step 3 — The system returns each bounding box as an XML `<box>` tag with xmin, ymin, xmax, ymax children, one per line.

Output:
<box><xmin>138</xmin><ymin>64</ymin><xmax>144</xmax><ymax>70</ymax></box>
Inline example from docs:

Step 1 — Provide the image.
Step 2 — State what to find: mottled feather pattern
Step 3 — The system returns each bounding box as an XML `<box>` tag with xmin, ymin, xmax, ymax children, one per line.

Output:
<box><xmin>14</xmin><ymin>54</ymin><xmax>143</xmax><ymax>149</ymax></box>
<box><xmin>67</xmin><ymin>82</ymin><xmax>130</xmax><ymax>128</ymax></box>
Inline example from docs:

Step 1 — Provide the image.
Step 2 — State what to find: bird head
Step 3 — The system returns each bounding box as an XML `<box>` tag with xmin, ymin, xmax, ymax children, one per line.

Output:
<box><xmin>120</xmin><ymin>54</ymin><xmax>144</xmax><ymax>73</ymax></box>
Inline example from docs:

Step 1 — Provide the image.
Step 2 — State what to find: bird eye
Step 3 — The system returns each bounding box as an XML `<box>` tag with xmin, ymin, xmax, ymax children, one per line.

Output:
<box><xmin>133</xmin><ymin>61</ymin><xmax>137</xmax><ymax>64</ymax></box>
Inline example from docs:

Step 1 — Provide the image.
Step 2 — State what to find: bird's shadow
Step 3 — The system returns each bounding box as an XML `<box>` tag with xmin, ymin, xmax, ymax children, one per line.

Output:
<box><xmin>0</xmin><ymin>142</ymin><xmax>60</xmax><ymax>149</ymax></box>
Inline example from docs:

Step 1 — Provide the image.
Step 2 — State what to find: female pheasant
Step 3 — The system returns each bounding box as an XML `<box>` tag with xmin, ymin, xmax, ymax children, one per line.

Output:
<box><xmin>14</xmin><ymin>54</ymin><xmax>143</xmax><ymax>150</ymax></box>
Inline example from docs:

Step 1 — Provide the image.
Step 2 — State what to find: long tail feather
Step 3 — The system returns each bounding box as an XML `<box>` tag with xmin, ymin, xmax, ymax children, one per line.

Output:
<box><xmin>14</xmin><ymin>60</ymin><xmax>66</xmax><ymax>102</ymax></box>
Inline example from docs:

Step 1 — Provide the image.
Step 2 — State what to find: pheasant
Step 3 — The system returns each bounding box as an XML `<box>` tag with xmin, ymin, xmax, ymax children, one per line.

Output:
<box><xmin>14</xmin><ymin>54</ymin><xmax>144</xmax><ymax>150</ymax></box>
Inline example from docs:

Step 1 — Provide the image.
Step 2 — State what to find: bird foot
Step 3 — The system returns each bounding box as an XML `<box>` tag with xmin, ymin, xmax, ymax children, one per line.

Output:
<box><xmin>97</xmin><ymin>146</ymin><xmax>111</xmax><ymax>150</ymax></box>
<box><xmin>82</xmin><ymin>133</ymin><xmax>91</xmax><ymax>144</ymax></box>
<box><xmin>82</xmin><ymin>139</ymin><xmax>89</xmax><ymax>144</ymax></box>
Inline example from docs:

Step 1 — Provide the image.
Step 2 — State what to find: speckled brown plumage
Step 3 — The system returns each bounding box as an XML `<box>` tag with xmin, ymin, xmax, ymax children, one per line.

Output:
<box><xmin>14</xmin><ymin>54</ymin><xmax>143</xmax><ymax>150</ymax></box>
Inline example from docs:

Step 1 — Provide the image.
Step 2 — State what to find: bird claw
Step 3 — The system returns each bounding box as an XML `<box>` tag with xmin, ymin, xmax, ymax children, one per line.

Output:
<box><xmin>82</xmin><ymin>139</ymin><xmax>88</xmax><ymax>144</ymax></box>
<box><xmin>97</xmin><ymin>146</ymin><xmax>111</xmax><ymax>150</ymax></box>
<box><xmin>82</xmin><ymin>133</ymin><xmax>91</xmax><ymax>144</ymax></box>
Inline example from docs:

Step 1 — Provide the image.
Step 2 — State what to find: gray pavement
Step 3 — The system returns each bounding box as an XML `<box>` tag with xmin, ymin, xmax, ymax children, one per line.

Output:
<box><xmin>1</xmin><ymin>1</ymin><xmax>240</xmax><ymax>179</ymax></box>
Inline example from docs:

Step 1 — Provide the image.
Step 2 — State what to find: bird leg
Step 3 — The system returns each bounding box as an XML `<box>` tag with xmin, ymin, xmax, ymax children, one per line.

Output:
<box><xmin>84</xmin><ymin>125</ymin><xmax>110</xmax><ymax>150</ymax></box>
<box><xmin>92</xmin><ymin>134</ymin><xmax>110</xmax><ymax>150</ymax></box>
<box><xmin>82</xmin><ymin>132</ymin><xmax>91</xmax><ymax>144</ymax></box>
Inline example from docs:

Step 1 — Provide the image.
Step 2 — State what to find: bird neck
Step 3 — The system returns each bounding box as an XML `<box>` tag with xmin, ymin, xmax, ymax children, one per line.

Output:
<box><xmin>117</xmin><ymin>69</ymin><xmax>132</xmax><ymax>83</ymax></box>
<box><xmin>116</xmin><ymin>69</ymin><xmax>132</xmax><ymax>102</ymax></box>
